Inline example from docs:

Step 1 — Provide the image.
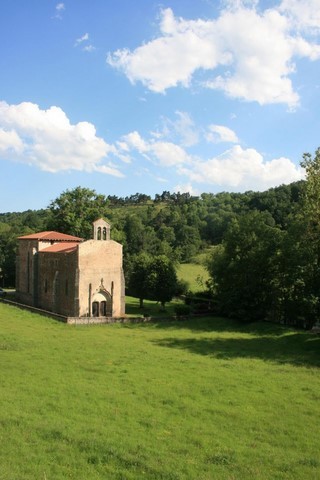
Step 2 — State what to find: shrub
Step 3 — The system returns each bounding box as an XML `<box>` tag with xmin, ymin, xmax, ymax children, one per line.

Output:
<box><xmin>174</xmin><ymin>304</ymin><xmax>191</xmax><ymax>317</ymax></box>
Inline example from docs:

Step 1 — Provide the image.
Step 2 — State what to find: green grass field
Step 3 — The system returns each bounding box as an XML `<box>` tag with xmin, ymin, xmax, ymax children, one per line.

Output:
<box><xmin>177</xmin><ymin>263</ymin><xmax>209</xmax><ymax>293</ymax></box>
<box><xmin>1</xmin><ymin>302</ymin><xmax>320</xmax><ymax>479</ymax></box>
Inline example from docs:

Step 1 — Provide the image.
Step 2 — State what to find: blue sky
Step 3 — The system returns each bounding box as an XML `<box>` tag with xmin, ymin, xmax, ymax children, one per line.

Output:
<box><xmin>1</xmin><ymin>0</ymin><xmax>320</xmax><ymax>212</ymax></box>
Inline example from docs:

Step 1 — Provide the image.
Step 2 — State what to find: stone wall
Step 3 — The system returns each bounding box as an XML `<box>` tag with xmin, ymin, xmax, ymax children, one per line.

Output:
<box><xmin>37</xmin><ymin>249</ymin><xmax>79</xmax><ymax>316</ymax></box>
<box><xmin>15</xmin><ymin>239</ymin><xmax>38</xmax><ymax>306</ymax></box>
<box><xmin>78</xmin><ymin>239</ymin><xmax>125</xmax><ymax>317</ymax></box>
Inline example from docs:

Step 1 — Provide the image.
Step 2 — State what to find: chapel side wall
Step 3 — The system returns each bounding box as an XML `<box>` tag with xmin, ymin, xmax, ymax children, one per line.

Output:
<box><xmin>15</xmin><ymin>239</ymin><xmax>38</xmax><ymax>306</ymax></box>
<box><xmin>78</xmin><ymin>240</ymin><xmax>125</xmax><ymax>317</ymax></box>
<box><xmin>37</xmin><ymin>250</ymin><xmax>79</xmax><ymax>316</ymax></box>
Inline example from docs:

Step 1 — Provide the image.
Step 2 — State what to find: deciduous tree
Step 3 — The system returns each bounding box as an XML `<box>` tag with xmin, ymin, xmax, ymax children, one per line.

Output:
<box><xmin>48</xmin><ymin>186</ymin><xmax>109</xmax><ymax>239</ymax></box>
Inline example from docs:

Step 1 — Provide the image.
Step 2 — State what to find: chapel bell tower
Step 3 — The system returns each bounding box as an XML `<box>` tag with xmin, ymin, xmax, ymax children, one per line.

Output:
<box><xmin>93</xmin><ymin>218</ymin><xmax>111</xmax><ymax>241</ymax></box>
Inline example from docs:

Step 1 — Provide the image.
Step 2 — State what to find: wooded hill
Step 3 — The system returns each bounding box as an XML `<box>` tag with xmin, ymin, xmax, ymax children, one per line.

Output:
<box><xmin>1</xmin><ymin>154</ymin><xmax>320</xmax><ymax>329</ymax></box>
<box><xmin>0</xmin><ymin>181</ymin><xmax>304</xmax><ymax>286</ymax></box>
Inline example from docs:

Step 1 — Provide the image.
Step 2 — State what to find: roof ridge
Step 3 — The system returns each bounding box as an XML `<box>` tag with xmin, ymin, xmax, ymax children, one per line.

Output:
<box><xmin>18</xmin><ymin>231</ymin><xmax>83</xmax><ymax>241</ymax></box>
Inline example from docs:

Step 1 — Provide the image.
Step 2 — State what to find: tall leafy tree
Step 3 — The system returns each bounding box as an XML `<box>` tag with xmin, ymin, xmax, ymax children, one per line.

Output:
<box><xmin>148</xmin><ymin>255</ymin><xmax>178</xmax><ymax>309</ymax></box>
<box><xmin>48</xmin><ymin>186</ymin><xmax>110</xmax><ymax>239</ymax></box>
<box><xmin>300</xmin><ymin>148</ymin><xmax>320</xmax><ymax>322</ymax></box>
<box><xmin>301</xmin><ymin>148</ymin><xmax>320</xmax><ymax>237</ymax></box>
<box><xmin>127</xmin><ymin>254</ymin><xmax>178</xmax><ymax>310</ymax></box>
<box><xmin>273</xmin><ymin>218</ymin><xmax>317</xmax><ymax>327</ymax></box>
<box><xmin>207</xmin><ymin>211</ymin><xmax>283</xmax><ymax>321</ymax></box>
<box><xmin>126</xmin><ymin>252</ymin><xmax>152</xmax><ymax>308</ymax></box>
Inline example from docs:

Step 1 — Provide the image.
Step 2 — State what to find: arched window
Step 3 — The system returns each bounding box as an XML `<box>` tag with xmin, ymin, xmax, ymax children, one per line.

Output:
<box><xmin>97</xmin><ymin>227</ymin><xmax>101</xmax><ymax>240</ymax></box>
<box><xmin>103</xmin><ymin>227</ymin><xmax>107</xmax><ymax>240</ymax></box>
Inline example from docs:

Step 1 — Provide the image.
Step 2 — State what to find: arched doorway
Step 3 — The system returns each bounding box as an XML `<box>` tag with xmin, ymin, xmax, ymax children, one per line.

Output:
<box><xmin>91</xmin><ymin>291</ymin><xmax>112</xmax><ymax>317</ymax></box>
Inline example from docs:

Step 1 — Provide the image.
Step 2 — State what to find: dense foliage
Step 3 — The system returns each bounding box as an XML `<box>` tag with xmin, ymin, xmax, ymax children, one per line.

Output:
<box><xmin>207</xmin><ymin>149</ymin><xmax>320</xmax><ymax>328</ymax></box>
<box><xmin>0</xmin><ymin>181</ymin><xmax>304</xmax><ymax>289</ymax></box>
<box><xmin>1</xmin><ymin>155</ymin><xmax>317</xmax><ymax>327</ymax></box>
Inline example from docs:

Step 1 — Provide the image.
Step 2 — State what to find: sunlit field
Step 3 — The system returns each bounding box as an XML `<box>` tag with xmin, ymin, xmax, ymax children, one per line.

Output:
<box><xmin>1</xmin><ymin>302</ymin><xmax>319</xmax><ymax>479</ymax></box>
<box><xmin>177</xmin><ymin>262</ymin><xmax>209</xmax><ymax>293</ymax></box>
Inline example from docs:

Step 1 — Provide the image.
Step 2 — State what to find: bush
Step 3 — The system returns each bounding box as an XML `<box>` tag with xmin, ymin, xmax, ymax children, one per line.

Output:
<box><xmin>174</xmin><ymin>304</ymin><xmax>191</xmax><ymax>317</ymax></box>
<box><xmin>175</xmin><ymin>279</ymin><xmax>190</xmax><ymax>296</ymax></box>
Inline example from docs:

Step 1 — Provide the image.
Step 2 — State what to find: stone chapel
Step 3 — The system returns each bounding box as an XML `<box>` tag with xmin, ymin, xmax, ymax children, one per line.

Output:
<box><xmin>15</xmin><ymin>218</ymin><xmax>125</xmax><ymax>318</ymax></box>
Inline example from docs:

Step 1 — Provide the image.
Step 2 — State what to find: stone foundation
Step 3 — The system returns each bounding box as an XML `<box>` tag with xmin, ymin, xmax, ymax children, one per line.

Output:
<box><xmin>66</xmin><ymin>316</ymin><xmax>151</xmax><ymax>325</ymax></box>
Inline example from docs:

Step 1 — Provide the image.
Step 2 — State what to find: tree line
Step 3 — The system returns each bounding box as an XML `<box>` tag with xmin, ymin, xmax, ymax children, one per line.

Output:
<box><xmin>207</xmin><ymin>149</ymin><xmax>320</xmax><ymax>328</ymax></box>
<box><xmin>0</xmin><ymin>180</ymin><xmax>303</xmax><ymax>286</ymax></box>
<box><xmin>1</xmin><ymin>148</ymin><xmax>320</xmax><ymax>326</ymax></box>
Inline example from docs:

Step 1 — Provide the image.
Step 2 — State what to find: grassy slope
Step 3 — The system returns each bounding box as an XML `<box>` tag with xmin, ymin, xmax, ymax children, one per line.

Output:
<box><xmin>1</xmin><ymin>302</ymin><xmax>320</xmax><ymax>479</ymax></box>
<box><xmin>177</xmin><ymin>263</ymin><xmax>209</xmax><ymax>293</ymax></box>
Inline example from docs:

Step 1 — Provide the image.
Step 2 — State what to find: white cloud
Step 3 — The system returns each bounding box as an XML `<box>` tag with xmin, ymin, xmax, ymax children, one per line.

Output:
<box><xmin>0</xmin><ymin>129</ymin><xmax>24</xmax><ymax>154</ymax></box>
<box><xmin>1</xmin><ymin>102</ymin><xmax>303</xmax><ymax>192</ymax></box>
<box><xmin>179</xmin><ymin>145</ymin><xmax>304</xmax><ymax>191</ymax></box>
<box><xmin>107</xmin><ymin>8</ymin><xmax>227</xmax><ymax>93</ymax></box>
<box><xmin>279</xmin><ymin>0</ymin><xmax>320</xmax><ymax>32</ymax></box>
<box><xmin>206</xmin><ymin>125</ymin><xmax>239</xmax><ymax>143</ymax></box>
<box><xmin>75</xmin><ymin>33</ymin><xmax>89</xmax><ymax>46</ymax></box>
<box><xmin>221</xmin><ymin>0</ymin><xmax>259</xmax><ymax>9</ymax></box>
<box><xmin>83</xmin><ymin>45</ymin><xmax>96</xmax><ymax>52</ymax></box>
<box><xmin>150</xmin><ymin>141</ymin><xmax>190</xmax><ymax>167</ymax></box>
<box><xmin>53</xmin><ymin>3</ymin><xmax>65</xmax><ymax>19</ymax></box>
<box><xmin>118</xmin><ymin>121</ymin><xmax>303</xmax><ymax>191</ymax></box>
<box><xmin>74</xmin><ymin>33</ymin><xmax>95</xmax><ymax>52</ymax></box>
<box><xmin>0</xmin><ymin>101</ymin><xmax>123</xmax><ymax>177</ymax></box>
<box><xmin>173</xmin><ymin>183</ymin><xmax>200</xmax><ymax>196</ymax></box>
<box><xmin>107</xmin><ymin>4</ymin><xmax>320</xmax><ymax>106</ymax></box>
<box><xmin>157</xmin><ymin>111</ymin><xmax>199</xmax><ymax>147</ymax></box>
<box><xmin>121</xmin><ymin>131</ymin><xmax>148</xmax><ymax>153</ymax></box>
<box><xmin>119</xmin><ymin>131</ymin><xmax>191</xmax><ymax>167</ymax></box>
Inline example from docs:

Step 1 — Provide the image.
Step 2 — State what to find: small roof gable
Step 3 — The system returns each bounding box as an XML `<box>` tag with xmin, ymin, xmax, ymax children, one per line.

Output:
<box><xmin>17</xmin><ymin>231</ymin><xmax>83</xmax><ymax>242</ymax></box>
<box><xmin>39</xmin><ymin>242</ymin><xmax>80</xmax><ymax>253</ymax></box>
<box><xmin>93</xmin><ymin>218</ymin><xmax>111</xmax><ymax>227</ymax></box>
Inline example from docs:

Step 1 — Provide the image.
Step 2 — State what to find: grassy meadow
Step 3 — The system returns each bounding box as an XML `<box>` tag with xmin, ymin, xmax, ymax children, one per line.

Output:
<box><xmin>177</xmin><ymin>262</ymin><xmax>209</xmax><ymax>293</ymax></box>
<box><xmin>1</xmin><ymin>301</ymin><xmax>320</xmax><ymax>479</ymax></box>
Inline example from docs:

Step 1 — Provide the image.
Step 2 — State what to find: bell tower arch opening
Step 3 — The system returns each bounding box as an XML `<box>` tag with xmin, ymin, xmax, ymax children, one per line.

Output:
<box><xmin>93</xmin><ymin>218</ymin><xmax>110</xmax><ymax>241</ymax></box>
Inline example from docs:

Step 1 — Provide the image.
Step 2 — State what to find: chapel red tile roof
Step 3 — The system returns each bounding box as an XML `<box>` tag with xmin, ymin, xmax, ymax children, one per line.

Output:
<box><xmin>39</xmin><ymin>242</ymin><xmax>80</xmax><ymax>253</ymax></box>
<box><xmin>17</xmin><ymin>231</ymin><xmax>83</xmax><ymax>242</ymax></box>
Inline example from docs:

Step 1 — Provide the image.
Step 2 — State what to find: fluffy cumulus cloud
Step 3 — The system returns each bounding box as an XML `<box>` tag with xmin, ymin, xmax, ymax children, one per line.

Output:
<box><xmin>117</xmin><ymin>127</ymin><xmax>304</xmax><ymax>191</ymax></box>
<box><xmin>107</xmin><ymin>3</ymin><xmax>320</xmax><ymax>106</ymax></box>
<box><xmin>206</xmin><ymin>125</ymin><xmax>239</xmax><ymax>144</ymax></box>
<box><xmin>279</xmin><ymin>0</ymin><xmax>320</xmax><ymax>32</ymax></box>
<box><xmin>173</xmin><ymin>183</ymin><xmax>200</xmax><ymax>196</ymax></box>
<box><xmin>0</xmin><ymin>101</ymin><xmax>305</xmax><ymax>191</ymax></box>
<box><xmin>119</xmin><ymin>130</ymin><xmax>191</xmax><ymax>167</ymax></box>
<box><xmin>178</xmin><ymin>145</ymin><xmax>304</xmax><ymax>191</ymax></box>
<box><xmin>0</xmin><ymin>101</ymin><xmax>123</xmax><ymax>177</ymax></box>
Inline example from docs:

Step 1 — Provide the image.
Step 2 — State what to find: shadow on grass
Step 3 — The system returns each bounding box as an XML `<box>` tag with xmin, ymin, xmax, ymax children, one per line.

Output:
<box><xmin>125</xmin><ymin>297</ymin><xmax>179</xmax><ymax>319</ymax></box>
<box><xmin>125</xmin><ymin>314</ymin><xmax>298</xmax><ymax>337</ymax></box>
<box><xmin>153</xmin><ymin>332</ymin><xmax>320</xmax><ymax>368</ymax></box>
